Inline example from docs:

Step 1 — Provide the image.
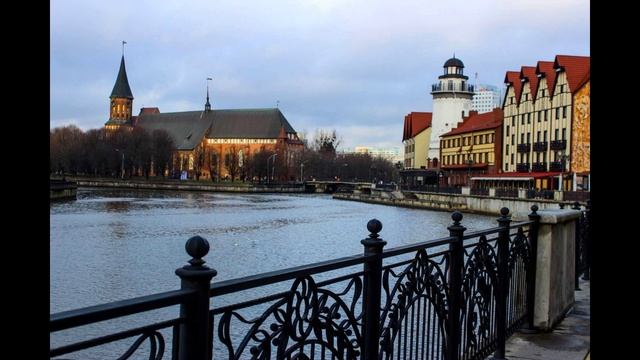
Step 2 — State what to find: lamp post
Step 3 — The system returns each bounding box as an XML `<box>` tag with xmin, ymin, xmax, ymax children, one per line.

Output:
<box><xmin>267</xmin><ymin>153</ymin><xmax>277</xmax><ymax>183</ymax></box>
<box><xmin>427</xmin><ymin>157</ymin><xmax>431</xmax><ymax>169</ymax></box>
<box><xmin>300</xmin><ymin>160</ymin><xmax>309</xmax><ymax>182</ymax></box>
<box><xmin>557</xmin><ymin>149</ymin><xmax>570</xmax><ymax>192</ymax></box>
<box><xmin>115</xmin><ymin>149</ymin><xmax>125</xmax><ymax>179</ymax></box>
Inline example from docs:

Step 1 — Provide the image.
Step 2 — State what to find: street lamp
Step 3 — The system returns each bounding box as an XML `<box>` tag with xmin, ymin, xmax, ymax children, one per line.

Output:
<box><xmin>267</xmin><ymin>153</ymin><xmax>277</xmax><ymax>183</ymax></box>
<box><xmin>300</xmin><ymin>160</ymin><xmax>309</xmax><ymax>182</ymax></box>
<box><xmin>427</xmin><ymin>157</ymin><xmax>431</xmax><ymax>168</ymax></box>
<box><xmin>115</xmin><ymin>149</ymin><xmax>125</xmax><ymax>179</ymax></box>
<box><xmin>557</xmin><ymin>149</ymin><xmax>570</xmax><ymax>191</ymax></box>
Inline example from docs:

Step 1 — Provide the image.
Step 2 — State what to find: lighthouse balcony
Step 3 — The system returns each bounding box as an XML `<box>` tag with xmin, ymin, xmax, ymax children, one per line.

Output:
<box><xmin>431</xmin><ymin>83</ymin><xmax>475</xmax><ymax>93</ymax></box>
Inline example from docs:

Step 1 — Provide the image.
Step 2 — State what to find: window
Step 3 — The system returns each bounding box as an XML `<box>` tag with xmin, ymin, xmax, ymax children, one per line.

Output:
<box><xmin>563</xmin><ymin>106</ymin><xmax>568</xmax><ymax>118</ymax></box>
<box><xmin>526</xmin><ymin>133</ymin><xmax>530</xmax><ymax>143</ymax></box>
<box><xmin>555</xmin><ymin>129</ymin><xmax>559</xmax><ymax>140</ymax></box>
<box><xmin>511</xmin><ymin>117</ymin><xmax>515</xmax><ymax>126</ymax></box>
<box><xmin>537</xmin><ymin>131</ymin><xmax>541</xmax><ymax>142</ymax></box>
<box><xmin>527</xmin><ymin>113</ymin><xmax>531</xmax><ymax>124</ymax></box>
<box><xmin>506</xmin><ymin>144</ymin><xmax>509</xmax><ymax>154</ymax></box>
<box><xmin>538</xmin><ymin>111</ymin><xmax>541</xmax><ymax>122</ymax></box>
<box><xmin>511</xmin><ymin>153</ymin><xmax>514</xmax><ymax>165</ymax></box>
<box><xmin>543</xmin><ymin>152</ymin><xmax>546</xmax><ymax>163</ymax></box>
<box><xmin>511</xmin><ymin>134</ymin><xmax>515</xmax><ymax>144</ymax></box>
<box><xmin>520</xmin><ymin>133</ymin><xmax>524</xmax><ymax>143</ymax></box>
<box><xmin>562</xmin><ymin>128</ymin><xmax>566</xmax><ymax>140</ymax></box>
<box><xmin>556</xmin><ymin>108</ymin><xmax>560</xmax><ymax>119</ymax></box>
<box><xmin>544</xmin><ymin>130</ymin><xmax>547</xmax><ymax>142</ymax></box>
<box><xmin>545</xmin><ymin>110</ymin><xmax>548</xmax><ymax>121</ymax></box>
<box><xmin>521</xmin><ymin>115</ymin><xmax>525</xmax><ymax>125</ymax></box>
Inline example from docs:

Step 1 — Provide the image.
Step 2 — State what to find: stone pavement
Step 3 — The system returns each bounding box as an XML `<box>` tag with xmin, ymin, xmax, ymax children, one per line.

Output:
<box><xmin>504</xmin><ymin>278</ymin><xmax>590</xmax><ymax>360</ymax></box>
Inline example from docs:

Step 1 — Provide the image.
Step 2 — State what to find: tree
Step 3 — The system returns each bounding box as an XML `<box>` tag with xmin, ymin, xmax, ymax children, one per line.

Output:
<box><xmin>151</xmin><ymin>129</ymin><xmax>175</xmax><ymax>178</ymax></box>
<box><xmin>50</xmin><ymin>125</ymin><xmax>85</xmax><ymax>175</ymax></box>
<box><xmin>312</xmin><ymin>129</ymin><xmax>342</xmax><ymax>156</ymax></box>
<box><xmin>224</xmin><ymin>145</ymin><xmax>240</xmax><ymax>182</ymax></box>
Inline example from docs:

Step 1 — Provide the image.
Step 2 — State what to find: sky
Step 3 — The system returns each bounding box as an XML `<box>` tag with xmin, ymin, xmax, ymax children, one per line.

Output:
<box><xmin>50</xmin><ymin>0</ymin><xmax>589</xmax><ymax>150</ymax></box>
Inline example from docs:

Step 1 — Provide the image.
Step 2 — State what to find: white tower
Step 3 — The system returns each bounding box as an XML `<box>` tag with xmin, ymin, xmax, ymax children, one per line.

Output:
<box><xmin>429</xmin><ymin>56</ymin><xmax>474</xmax><ymax>163</ymax></box>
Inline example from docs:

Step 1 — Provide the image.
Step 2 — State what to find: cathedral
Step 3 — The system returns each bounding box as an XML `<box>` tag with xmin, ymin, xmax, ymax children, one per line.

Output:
<box><xmin>104</xmin><ymin>54</ymin><xmax>304</xmax><ymax>181</ymax></box>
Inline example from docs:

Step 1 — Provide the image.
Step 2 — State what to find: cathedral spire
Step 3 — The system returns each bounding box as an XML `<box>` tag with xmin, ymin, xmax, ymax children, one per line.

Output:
<box><xmin>205</xmin><ymin>77</ymin><xmax>212</xmax><ymax>111</ymax></box>
<box><xmin>110</xmin><ymin>55</ymin><xmax>134</xmax><ymax>99</ymax></box>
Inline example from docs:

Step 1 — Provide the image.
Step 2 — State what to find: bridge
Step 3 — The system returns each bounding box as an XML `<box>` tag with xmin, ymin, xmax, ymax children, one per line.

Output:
<box><xmin>304</xmin><ymin>180</ymin><xmax>374</xmax><ymax>194</ymax></box>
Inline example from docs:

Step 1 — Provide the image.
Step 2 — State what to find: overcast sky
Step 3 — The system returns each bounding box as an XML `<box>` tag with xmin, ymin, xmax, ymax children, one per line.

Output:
<box><xmin>50</xmin><ymin>0</ymin><xmax>589</xmax><ymax>150</ymax></box>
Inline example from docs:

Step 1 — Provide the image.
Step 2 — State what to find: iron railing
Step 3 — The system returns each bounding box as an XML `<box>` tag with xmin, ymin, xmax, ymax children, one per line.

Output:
<box><xmin>401</xmin><ymin>184</ymin><xmax>463</xmax><ymax>194</ymax></box>
<box><xmin>572</xmin><ymin>201</ymin><xmax>591</xmax><ymax>289</ymax></box>
<box><xmin>495</xmin><ymin>188</ymin><xmax>519</xmax><ymax>198</ymax></box>
<box><xmin>51</xmin><ymin>206</ymin><xmax>546</xmax><ymax>360</ymax></box>
<box><xmin>550</xmin><ymin>140</ymin><xmax>567</xmax><ymax>150</ymax></box>
<box><xmin>532</xmin><ymin>142</ymin><xmax>548</xmax><ymax>152</ymax></box>
<box><xmin>516</xmin><ymin>144</ymin><xmax>531</xmax><ymax>153</ymax></box>
<box><xmin>470</xmin><ymin>187</ymin><xmax>490</xmax><ymax>196</ymax></box>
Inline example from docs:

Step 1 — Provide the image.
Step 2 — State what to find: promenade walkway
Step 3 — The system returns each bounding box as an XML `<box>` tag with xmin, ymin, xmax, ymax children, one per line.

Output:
<box><xmin>505</xmin><ymin>278</ymin><xmax>590</xmax><ymax>360</ymax></box>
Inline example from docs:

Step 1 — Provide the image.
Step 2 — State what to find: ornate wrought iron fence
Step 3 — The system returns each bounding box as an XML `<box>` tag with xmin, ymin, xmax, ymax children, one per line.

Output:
<box><xmin>51</xmin><ymin>206</ymin><xmax>545</xmax><ymax>360</ymax></box>
<box><xmin>573</xmin><ymin>201</ymin><xmax>591</xmax><ymax>288</ymax></box>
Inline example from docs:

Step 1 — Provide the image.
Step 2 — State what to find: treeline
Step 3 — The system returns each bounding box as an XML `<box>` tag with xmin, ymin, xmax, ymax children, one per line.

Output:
<box><xmin>50</xmin><ymin>125</ymin><xmax>175</xmax><ymax>178</ymax></box>
<box><xmin>50</xmin><ymin>126</ymin><xmax>400</xmax><ymax>183</ymax></box>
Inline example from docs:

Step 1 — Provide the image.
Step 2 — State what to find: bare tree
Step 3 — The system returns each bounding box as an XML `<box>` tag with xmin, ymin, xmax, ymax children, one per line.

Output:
<box><xmin>151</xmin><ymin>129</ymin><xmax>175</xmax><ymax>178</ymax></box>
<box><xmin>224</xmin><ymin>145</ymin><xmax>240</xmax><ymax>182</ymax></box>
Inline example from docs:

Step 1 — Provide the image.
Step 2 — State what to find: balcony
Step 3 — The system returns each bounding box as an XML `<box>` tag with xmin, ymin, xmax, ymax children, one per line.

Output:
<box><xmin>516</xmin><ymin>163</ymin><xmax>530</xmax><ymax>172</ymax></box>
<box><xmin>431</xmin><ymin>83</ymin><xmax>475</xmax><ymax>93</ymax></box>
<box><xmin>532</xmin><ymin>162</ymin><xmax>547</xmax><ymax>172</ymax></box>
<box><xmin>517</xmin><ymin>143</ymin><xmax>531</xmax><ymax>153</ymax></box>
<box><xmin>533</xmin><ymin>141</ymin><xmax>548</xmax><ymax>152</ymax></box>
<box><xmin>550</xmin><ymin>139</ymin><xmax>567</xmax><ymax>150</ymax></box>
<box><xmin>550</xmin><ymin>161</ymin><xmax>565</xmax><ymax>172</ymax></box>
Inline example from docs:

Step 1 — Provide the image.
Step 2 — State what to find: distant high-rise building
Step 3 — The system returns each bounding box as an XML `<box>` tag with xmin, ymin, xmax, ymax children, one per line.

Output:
<box><xmin>472</xmin><ymin>84</ymin><xmax>502</xmax><ymax>114</ymax></box>
<box><xmin>354</xmin><ymin>146</ymin><xmax>403</xmax><ymax>163</ymax></box>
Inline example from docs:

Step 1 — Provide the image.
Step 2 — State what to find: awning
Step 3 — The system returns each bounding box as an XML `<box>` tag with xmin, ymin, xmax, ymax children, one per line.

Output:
<box><xmin>471</xmin><ymin>177</ymin><xmax>533</xmax><ymax>181</ymax></box>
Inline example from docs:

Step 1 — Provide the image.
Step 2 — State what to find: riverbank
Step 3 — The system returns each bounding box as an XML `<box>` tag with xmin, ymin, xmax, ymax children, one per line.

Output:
<box><xmin>71</xmin><ymin>177</ymin><xmax>305</xmax><ymax>193</ymax></box>
<box><xmin>333</xmin><ymin>191</ymin><xmax>566</xmax><ymax>215</ymax></box>
<box><xmin>50</xmin><ymin>179</ymin><xmax>77</xmax><ymax>201</ymax></box>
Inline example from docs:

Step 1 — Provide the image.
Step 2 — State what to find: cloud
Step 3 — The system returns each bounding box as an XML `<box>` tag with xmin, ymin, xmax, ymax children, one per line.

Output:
<box><xmin>51</xmin><ymin>0</ymin><xmax>589</xmax><ymax>148</ymax></box>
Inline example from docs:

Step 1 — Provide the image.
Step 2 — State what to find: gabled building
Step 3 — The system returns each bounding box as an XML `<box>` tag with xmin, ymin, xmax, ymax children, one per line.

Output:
<box><xmin>440</xmin><ymin>108</ymin><xmax>503</xmax><ymax>187</ymax></box>
<box><xmin>501</xmin><ymin>55</ymin><xmax>590</xmax><ymax>191</ymax></box>
<box><xmin>104</xmin><ymin>54</ymin><xmax>304</xmax><ymax>180</ymax></box>
<box><xmin>402</xmin><ymin>112</ymin><xmax>432</xmax><ymax>169</ymax></box>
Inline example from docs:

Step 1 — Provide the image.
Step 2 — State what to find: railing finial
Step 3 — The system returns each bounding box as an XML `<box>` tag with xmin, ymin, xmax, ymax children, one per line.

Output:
<box><xmin>185</xmin><ymin>235</ymin><xmax>210</xmax><ymax>268</ymax></box>
<box><xmin>572</xmin><ymin>201</ymin><xmax>581</xmax><ymax>210</ymax></box>
<box><xmin>500</xmin><ymin>207</ymin><xmax>510</xmax><ymax>218</ymax></box>
<box><xmin>451</xmin><ymin>211</ymin><xmax>463</xmax><ymax>225</ymax></box>
<box><xmin>367</xmin><ymin>219</ymin><xmax>383</xmax><ymax>239</ymax></box>
<box><xmin>530</xmin><ymin>204</ymin><xmax>539</xmax><ymax>214</ymax></box>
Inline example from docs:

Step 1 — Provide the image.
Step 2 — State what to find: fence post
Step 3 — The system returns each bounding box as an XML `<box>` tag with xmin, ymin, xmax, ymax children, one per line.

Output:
<box><xmin>175</xmin><ymin>236</ymin><xmax>217</xmax><ymax>360</ymax></box>
<box><xmin>447</xmin><ymin>212</ymin><xmax>466</xmax><ymax>360</ymax></box>
<box><xmin>493</xmin><ymin>207</ymin><xmax>511</xmax><ymax>360</ymax></box>
<box><xmin>583</xmin><ymin>200</ymin><xmax>591</xmax><ymax>280</ymax></box>
<box><xmin>572</xmin><ymin>202</ymin><xmax>582</xmax><ymax>290</ymax></box>
<box><xmin>521</xmin><ymin>205</ymin><xmax>540</xmax><ymax>334</ymax></box>
<box><xmin>361</xmin><ymin>219</ymin><xmax>387</xmax><ymax>360</ymax></box>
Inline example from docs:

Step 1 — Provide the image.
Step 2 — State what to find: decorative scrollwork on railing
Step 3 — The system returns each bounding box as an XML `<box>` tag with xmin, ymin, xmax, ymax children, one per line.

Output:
<box><xmin>506</xmin><ymin>227</ymin><xmax>531</xmax><ymax>332</ymax></box>
<box><xmin>461</xmin><ymin>235</ymin><xmax>499</xmax><ymax>358</ymax></box>
<box><xmin>217</xmin><ymin>275</ymin><xmax>363</xmax><ymax>359</ymax></box>
<box><xmin>51</xmin><ymin>330</ymin><xmax>166</xmax><ymax>360</ymax></box>
<box><xmin>508</xmin><ymin>227</ymin><xmax>531</xmax><ymax>270</ymax></box>
<box><xmin>379</xmin><ymin>250</ymin><xmax>449</xmax><ymax>359</ymax></box>
<box><xmin>117</xmin><ymin>331</ymin><xmax>165</xmax><ymax>360</ymax></box>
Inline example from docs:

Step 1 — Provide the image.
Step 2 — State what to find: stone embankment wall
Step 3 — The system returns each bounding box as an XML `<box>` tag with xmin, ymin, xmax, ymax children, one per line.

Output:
<box><xmin>76</xmin><ymin>179</ymin><xmax>305</xmax><ymax>193</ymax></box>
<box><xmin>334</xmin><ymin>191</ymin><xmax>562</xmax><ymax>216</ymax></box>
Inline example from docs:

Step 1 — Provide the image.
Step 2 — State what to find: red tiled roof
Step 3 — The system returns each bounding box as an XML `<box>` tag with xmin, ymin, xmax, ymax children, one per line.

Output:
<box><xmin>140</xmin><ymin>107</ymin><xmax>161</xmax><ymax>115</ymax></box>
<box><xmin>441</xmin><ymin>108</ymin><xmax>503</xmax><ymax>137</ymax></box>
<box><xmin>520</xmin><ymin>66</ymin><xmax>539</xmax><ymax>101</ymax></box>
<box><xmin>554</xmin><ymin>55</ymin><xmax>590</xmax><ymax>94</ymax></box>
<box><xmin>535</xmin><ymin>61</ymin><xmax>557</xmax><ymax>97</ymax></box>
<box><xmin>574</xmin><ymin>69</ymin><xmax>590</xmax><ymax>92</ymax></box>
<box><xmin>402</xmin><ymin>112</ymin><xmax>432</xmax><ymax>141</ymax></box>
<box><xmin>504</xmin><ymin>71</ymin><xmax>523</xmax><ymax>105</ymax></box>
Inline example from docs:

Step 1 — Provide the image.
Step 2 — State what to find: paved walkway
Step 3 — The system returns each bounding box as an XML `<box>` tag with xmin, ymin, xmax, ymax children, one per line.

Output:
<box><xmin>504</xmin><ymin>278</ymin><xmax>590</xmax><ymax>360</ymax></box>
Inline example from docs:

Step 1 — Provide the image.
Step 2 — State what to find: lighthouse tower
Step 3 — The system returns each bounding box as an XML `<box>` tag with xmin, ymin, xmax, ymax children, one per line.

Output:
<box><xmin>428</xmin><ymin>56</ymin><xmax>474</xmax><ymax>163</ymax></box>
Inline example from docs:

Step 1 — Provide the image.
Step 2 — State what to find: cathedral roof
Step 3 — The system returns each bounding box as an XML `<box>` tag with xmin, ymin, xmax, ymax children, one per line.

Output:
<box><xmin>135</xmin><ymin>108</ymin><xmax>297</xmax><ymax>150</ymax></box>
<box><xmin>110</xmin><ymin>56</ymin><xmax>134</xmax><ymax>99</ymax></box>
